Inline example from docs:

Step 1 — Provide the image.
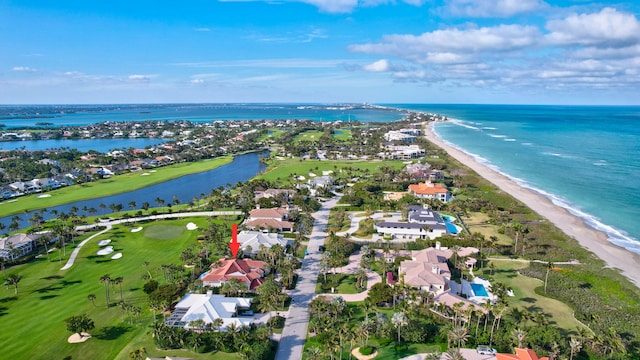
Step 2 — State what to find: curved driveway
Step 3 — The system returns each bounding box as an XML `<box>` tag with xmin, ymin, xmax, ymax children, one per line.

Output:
<box><xmin>275</xmin><ymin>195</ymin><xmax>340</xmax><ymax>360</ymax></box>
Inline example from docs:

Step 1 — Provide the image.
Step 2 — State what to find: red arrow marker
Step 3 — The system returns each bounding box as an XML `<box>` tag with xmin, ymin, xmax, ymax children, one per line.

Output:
<box><xmin>229</xmin><ymin>223</ymin><xmax>240</xmax><ymax>258</ymax></box>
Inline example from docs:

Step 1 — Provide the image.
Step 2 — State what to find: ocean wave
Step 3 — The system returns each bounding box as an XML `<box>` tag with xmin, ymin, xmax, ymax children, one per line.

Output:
<box><xmin>482</xmin><ymin>127</ymin><xmax>497</xmax><ymax>130</ymax></box>
<box><xmin>504</xmin><ymin>138</ymin><xmax>517</xmax><ymax>142</ymax></box>
<box><xmin>521</xmin><ymin>143</ymin><xmax>533</xmax><ymax>146</ymax></box>
<box><xmin>542</xmin><ymin>151</ymin><xmax>574</xmax><ymax>159</ymax></box>
<box><xmin>593</xmin><ymin>160</ymin><xmax>608</xmax><ymax>166</ymax></box>
<box><xmin>431</xmin><ymin>124</ymin><xmax>640</xmax><ymax>255</ymax></box>
<box><xmin>488</xmin><ymin>134</ymin><xmax>507</xmax><ymax>138</ymax></box>
<box><xmin>449</xmin><ymin>119</ymin><xmax>481</xmax><ymax>130</ymax></box>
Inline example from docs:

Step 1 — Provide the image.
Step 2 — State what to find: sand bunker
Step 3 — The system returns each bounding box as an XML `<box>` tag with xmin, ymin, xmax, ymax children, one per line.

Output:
<box><xmin>68</xmin><ymin>332</ymin><xmax>92</xmax><ymax>343</ymax></box>
<box><xmin>98</xmin><ymin>239</ymin><xmax>111</xmax><ymax>246</ymax></box>
<box><xmin>37</xmin><ymin>194</ymin><xmax>52</xmax><ymax>198</ymax></box>
<box><xmin>131</xmin><ymin>227</ymin><xmax>143</xmax><ymax>233</ymax></box>
<box><xmin>186</xmin><ymin>222</ymin><xmax>198</xmax><ymax>230</ymax></box>
<box><xmin>111</xmin><ymin>253</ymin><xmax>122</xmax><ymax>259</ymax></box>
<box><xmin>141</xmin><ymin>173</ymin><xmax>150</xmax><ymax>176</ymax></box>
<box><xmin>96</xmin><ymin>246</ymin><xmax>114</xmax><ymax>256</ymax></box>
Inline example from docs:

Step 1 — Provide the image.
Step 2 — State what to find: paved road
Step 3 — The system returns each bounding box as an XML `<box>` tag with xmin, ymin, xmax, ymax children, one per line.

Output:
<box><xmin>318</xmin><ymin>250</ymin><xmax>382</xmax><ymax>302</ymax></box>
<box><xmin>275</xmin><ymin>195</ymin><xmax>341</xmax><ymax>360</ymax></box>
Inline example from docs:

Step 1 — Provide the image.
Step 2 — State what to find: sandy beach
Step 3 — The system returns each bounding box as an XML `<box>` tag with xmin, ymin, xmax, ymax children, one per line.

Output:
<box><xmin>425</xmin><ymin>121</ymin><xmax>640</xmax><ymax>288</ymax></box>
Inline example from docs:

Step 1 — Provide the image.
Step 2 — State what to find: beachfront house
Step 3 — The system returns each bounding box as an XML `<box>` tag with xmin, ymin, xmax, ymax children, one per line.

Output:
<box><xmin>164</xmin><ymin>291</ymin><xmax>254</xmax><ymax>331</ymax></box>
<box><xmin>496</xmin><ymin>348</ymin><xmax>549</xmax><ymax>360</ymax></box>
<box><xmin>374</xmin><ymin>205</ymin><xmax>449</xmax><ymax>241</ymax></box>
<box><xmin>408</xmin><ymin>181</ymin><xmax>452</xmax><ymax>202</ymax></box>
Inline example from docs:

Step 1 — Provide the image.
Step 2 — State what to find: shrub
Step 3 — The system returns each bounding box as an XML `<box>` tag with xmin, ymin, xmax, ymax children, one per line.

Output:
<box><xmin>359</xmin><ymin>345</ymin><xmax>374</xmax><ymax>355</ymax></box>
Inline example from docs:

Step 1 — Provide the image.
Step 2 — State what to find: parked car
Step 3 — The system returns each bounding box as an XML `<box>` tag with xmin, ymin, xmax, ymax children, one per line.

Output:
<box><xmin>477</xmin><ymin>345</ymin><xmax>497</xmax><ymax>355</ymax></box>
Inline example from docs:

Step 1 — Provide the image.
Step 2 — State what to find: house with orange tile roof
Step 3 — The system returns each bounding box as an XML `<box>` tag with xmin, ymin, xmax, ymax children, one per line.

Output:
<box><xmin>408</xmin><ymin>181</ymin><xmax>452</xmax><ymax>202</ymax></box>
<box><xmin>245</xmin><ymin>207</ymin><xmax>294</xmax><ymax>232</ymax></box>
<box><xmin>497</xmin><ymin>348</ymin><xmax>549</xmax><ymax>360</ymax></box>
<box><xmin>201</xmin><ymin>258</ymin><xmax>269</xmax><ymax>291</ymax></box>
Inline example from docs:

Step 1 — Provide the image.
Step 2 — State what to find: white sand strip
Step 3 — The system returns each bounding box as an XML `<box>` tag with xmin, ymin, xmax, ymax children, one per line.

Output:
<box><xmin>425</xmin><ymin>121</ymin><xmax>640</xmax><ymax>287</ymax></box>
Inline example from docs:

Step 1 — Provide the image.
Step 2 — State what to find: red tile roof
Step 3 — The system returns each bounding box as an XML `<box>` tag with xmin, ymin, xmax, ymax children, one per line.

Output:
<box><xmin>408</xmin><ymin>182</ymin><xmax>449</xmax><ymax>195</ymax></box>
<box><xmin>201</xmin><ymin>258</ymin><xmax>267</xmax><ymax>290</ymax></box>
<box><xmin>497</xmin><ymin>348</ymin><xmax>549</xmax><ymax>360</ymax></box>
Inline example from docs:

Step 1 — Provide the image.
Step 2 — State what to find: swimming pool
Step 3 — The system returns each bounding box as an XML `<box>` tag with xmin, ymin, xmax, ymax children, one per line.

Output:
<box><xmin>471</xmin><ymin>283</ymin><xmax>489</xmax><ymax>297</ymax></box>
<box><xmin>445</xmin><ymin>222</ymin><xmax>459</xmax><ymax>234</ymax></box>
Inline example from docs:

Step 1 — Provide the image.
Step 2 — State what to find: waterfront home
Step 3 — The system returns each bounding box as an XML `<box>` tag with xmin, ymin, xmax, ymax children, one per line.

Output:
<box><xmin>253</xmin><ymin>188</ymin><xmax>297</xmax><ymax>203</ymax></box>
<box><xmin>164</xmin><ymin>291</ymin><xmax>253</xmax><ymax>331</ymax></box>
<box><xmin>408</xmin><ymin>181</ymin><xmax>452</xmax><ymax>202</ymax></box>
<box><xmin>0</xmin><ymin>232</ymin><xmax>49</xmax><ymax>261</ymax></box>
<box><xmin>379</xmin><ymin>144</ymin><xmax>425</xmax><ymax>160</ymax></box>
<box><xmin>374</xmin><ymin>205</ymin><xmax>449</xmax><ymax>240</ymax></box>
<box><xmin>201</xmin><ymin>258</ymin><xmax>268</xmax><ymax>291</ymax></box>
<box><xmin>236</xmin><ymin>231</ymin><xmax>292</xmax><ymax>256</ymax></box>
<box><xmin>403</xmin><ymin>162</ymin><xmax>444</xmax><ymax>181</ymax></box>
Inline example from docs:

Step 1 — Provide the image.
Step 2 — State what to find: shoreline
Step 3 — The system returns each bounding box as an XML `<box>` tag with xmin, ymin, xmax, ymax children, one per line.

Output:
<box><xmin>424</xmin><ymin>121</ymin><xmax>640</xmax><ymax>288</ymax></box>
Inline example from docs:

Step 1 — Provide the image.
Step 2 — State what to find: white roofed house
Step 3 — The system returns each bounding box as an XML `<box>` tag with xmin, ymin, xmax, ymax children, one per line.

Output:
<box><xmin>164</xmin><ymin>291</ymin><xmax>254</xmax><ymax>331</ymax></box>
<box><xmin>374</xmin><ymin>205</ymin><xmax>449</xmax><ymax>241</ymax></box>
<box><xmin>236</xmin><ymin>231</ymin><xmax>292</xmax><ymax>257</ymax></box>
<box><xmin>0</xmin><ymin>233</ymin><xmax>47</xmax><ymax>261</ymax></box>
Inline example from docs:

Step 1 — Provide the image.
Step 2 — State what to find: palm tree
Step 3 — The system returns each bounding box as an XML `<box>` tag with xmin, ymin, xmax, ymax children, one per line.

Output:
<box><xmin>355</xmin><ymin>268</ymin><xmax>367</xmax><ymax>290</ymax></box>
<box><xmin>5</xmin><ymin>273</ymin><xmax>22</xmax><ymax>294</ymax></box>
<box><xmin>100</xmin><ymin>274</ymin><xmax>112</xmax><ymax>307</ymax></box>
<box><xmin>88</xmin><ymin>294</ymin><xmax>97</xmax><ymax>307</ymax></box>
<box><xmin>569</xmin><ymin>337</ymin><xmax>582</xmax><ymax>360</ymax></box>
<box><xmin>443</xmin><ymin>348</ymin><xmax>464</xmax><ymax>360</ymax></box>
<box><xmin>305</xmin><ymin>346</ymin><xmax>323</xmax><ymax>360</ymax></box>
<box><xmin>447</xmin><ymin>326</ymin><xmax>469</xmax><ymax>349</ymax></box>
<box><xmin>391</xmin><ymin>311</ymin><xmax>408</xmax><ymax>343</ymax></box>
<box><xmin>113</xmin><ymin>276</ymin><xmax>124</xmax><ymax>303</ymax></box>
<box><xmin>513</xmin><ymin>328</ymin><xmax>527</xmax><ymax>348</ymax></box>
<box><xmin>544</xmin><ymin>261</ymin><xmax>553</xmax><ymax>294</ymax></box>
<box><xmin>129</xmin><ymin>347</ymin><xmax>147</xmax><ymax>360</ymax></box>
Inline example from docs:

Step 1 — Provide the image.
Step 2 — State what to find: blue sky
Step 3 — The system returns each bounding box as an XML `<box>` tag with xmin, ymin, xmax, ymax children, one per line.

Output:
<box><xmin>2</xmin><ymin>0</ymin><xmax>640</xmax><ymax>104</ymax></box>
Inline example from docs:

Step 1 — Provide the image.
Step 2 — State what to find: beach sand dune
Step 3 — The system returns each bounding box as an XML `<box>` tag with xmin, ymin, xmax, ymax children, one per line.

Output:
<box><xmin>425</xmin><ymin>121</ymin><xmax>640</xmax><ymax>287</ymax></box>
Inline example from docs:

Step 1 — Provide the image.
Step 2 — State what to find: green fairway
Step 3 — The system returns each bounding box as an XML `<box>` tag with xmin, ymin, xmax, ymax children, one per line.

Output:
<box><xmin>332</xmin><ymin>128</ymin><xmax>352</xmax><ymax>141</ymax></box>
<box><xmin>143</xmin><ymin>224</ymin><xmax>185</xmax><ymax>240</ymax></box>
<box><xmin>257</xmin><ymin>158</ymin><xmax>405</xmax><ymax>185</ymax></box>
<box><xmin>292</xmin><ymin>130</ymin><xmax>325</xmax><ymax>144</ymax></box>
<box><xmin>0</xmin><ymin>217</ymin><xmax>219</xmax><ymax>360</ymax></box>
<box><xmin>0</xmin><ymin>156</ymin><xmax>232</xmax><ymax>218</ymax></box>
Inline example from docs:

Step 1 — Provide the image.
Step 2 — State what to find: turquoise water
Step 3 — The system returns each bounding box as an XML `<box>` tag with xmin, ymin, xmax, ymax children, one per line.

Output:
<box><xmin>471</xmin><ymin>283</ymin><xmax>489</xmax><ymax>297</ymax></box>
<box><xmin>391</xmin><ymin>104</ymin><xmax>640</xmax><ymax>254</ymax></box>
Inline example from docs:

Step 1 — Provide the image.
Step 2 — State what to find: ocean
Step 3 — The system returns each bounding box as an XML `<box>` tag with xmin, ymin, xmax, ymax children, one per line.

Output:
<box><xmin>392</xmin><ymin>104</ymin><xmax>640</xmax><ymax>255</ymax></box>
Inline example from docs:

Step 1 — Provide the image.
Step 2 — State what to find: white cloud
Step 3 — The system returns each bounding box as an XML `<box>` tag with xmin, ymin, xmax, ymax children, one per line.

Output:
<box><xmin>363</xmin><ymin>59</ymin><xmax>390</xmax><ymax>72</ymax></box>
<box><xmin>444</xmin><ymin>0</ymin><xmax>547</xmax><ymax>18</ymax></box>
<box><xmin>546</xmin><ymin>7</ymin><xmax>640</xmax><ymax>48</ymax></box>
<box><xmin>350</xmin><ymin>24</ymin><xmax>541</xmax><ymax>62</ymax></box>
<box><xmin>12</xmin><ymin>66</ymin><xmax>37</xmax><ymax>72</ymax></box>
<box><xmin>190</xmin><ymin>79</ymin><xmax>205</xmax><ymax>84</ymax></box>
<box><xmin>128</xmin><ymin>74</ymin><xmax>151</xmax><ymax>81</ymax></box>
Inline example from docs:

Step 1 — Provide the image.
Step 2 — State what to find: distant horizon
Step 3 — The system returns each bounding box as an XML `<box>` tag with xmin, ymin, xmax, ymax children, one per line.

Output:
<box><xmin>2</xmin><ymin>102</ymin><xmax>640</xmax><ymax>107</ymax></box>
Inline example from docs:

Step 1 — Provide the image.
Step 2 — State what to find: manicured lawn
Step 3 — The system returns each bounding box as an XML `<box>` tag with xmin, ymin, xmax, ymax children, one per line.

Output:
<box><xmin>256</xmin><ymin>159</ymin><xmax>405</xmax><ymax>185</ymax></box>
<box><xmin>292</xmin><ymin>130</ymin><xmax>325</xmax><ymax>144</ymax></box>
<box><xmin>258</xmin><ymin>128</ymin><xmax>286</xmax><ymax>141</ymax></box>
<box><xmin>315</xmin><ymin>274</ymin><xmax>363</xmax><ymax>294</ymax></box>
<box><xmin>332</xmin><ymin>128</ymin><xmax>352</xmax><ymax>141</ymax></box>
<box><xmin>0</xmin><ymin>217</ymin><xmax>231</xmax><ymax>360</ymax></box>
<box><xmin>483</xmin><ymin>261</ymin><xmax>584</xmax><ymax>331</ymax></box>
<box><xmin>373</xmin><ymin>341</ymin><xmax>442</xmax><ymax>359</ymax></box>
<box><xmin>0</xmin><ymin>156</ymin><xmax>233</xmax><ymax>218</ymax></box>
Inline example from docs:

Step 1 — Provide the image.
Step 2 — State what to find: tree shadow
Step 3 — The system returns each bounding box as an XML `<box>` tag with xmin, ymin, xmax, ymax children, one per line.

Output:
<box><xmin>41</xmin><ymin>275</ymin><xmax>63</xmax><ymax>280</ymax></box>
<box><xmin>60</xmin><ymin>280</ymin><xmax>82</xmax><ymax>286</ymax></box>
<box><xmin>520</xmin><ymin>297</ymin><xmax>537</xmax><ymax>304</ymax></box>
<box><xmin>40</xmin><ymin>294</ymin><xmax>58</xmax><ymax>300</ymax></box>
<box><xmin>94</xmin><ymin>325</ymin><xmax>131</xmax><ymax>340</ymax></box>
<box><xmin>525</xmin><ymin>305</ymin><xmax>543</xmax><ymax>313</ymax></box>
<box><xmin>35</xmin><ymin>285</ymin><xmax>62</xmax><ymax>293</ymax></box>
<box><xmin>0</xmin><ymin>305</ymin><xmax>8</xmax><ymax>317</ymax></box>
<box><xmin>0</xmin><ymin>296</ymin><xmax>18</xmax><ymax>304</ymax></box>
<box><xmin>578</xmin><ymin>282</ymin><xmax>592</xmax><ymax>289</ymax></box>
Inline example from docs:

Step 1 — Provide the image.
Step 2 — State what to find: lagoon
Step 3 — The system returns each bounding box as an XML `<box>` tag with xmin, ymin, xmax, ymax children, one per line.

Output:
<box><xmin>0</xmin><ymin>138</ymin><xmax>167</xmax><ymax>152</ymax></box>
<box><xmin>0</xmin><ymin>151</ymin><xmax>267</xmax><ymax>230</ymax></box>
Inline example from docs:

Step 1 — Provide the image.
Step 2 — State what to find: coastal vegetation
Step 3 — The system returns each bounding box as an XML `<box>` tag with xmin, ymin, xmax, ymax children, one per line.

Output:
<box><xmin>1</xmin><ymin>115</ymin><xmax>638</xmax><ymax>359</ymax></box>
